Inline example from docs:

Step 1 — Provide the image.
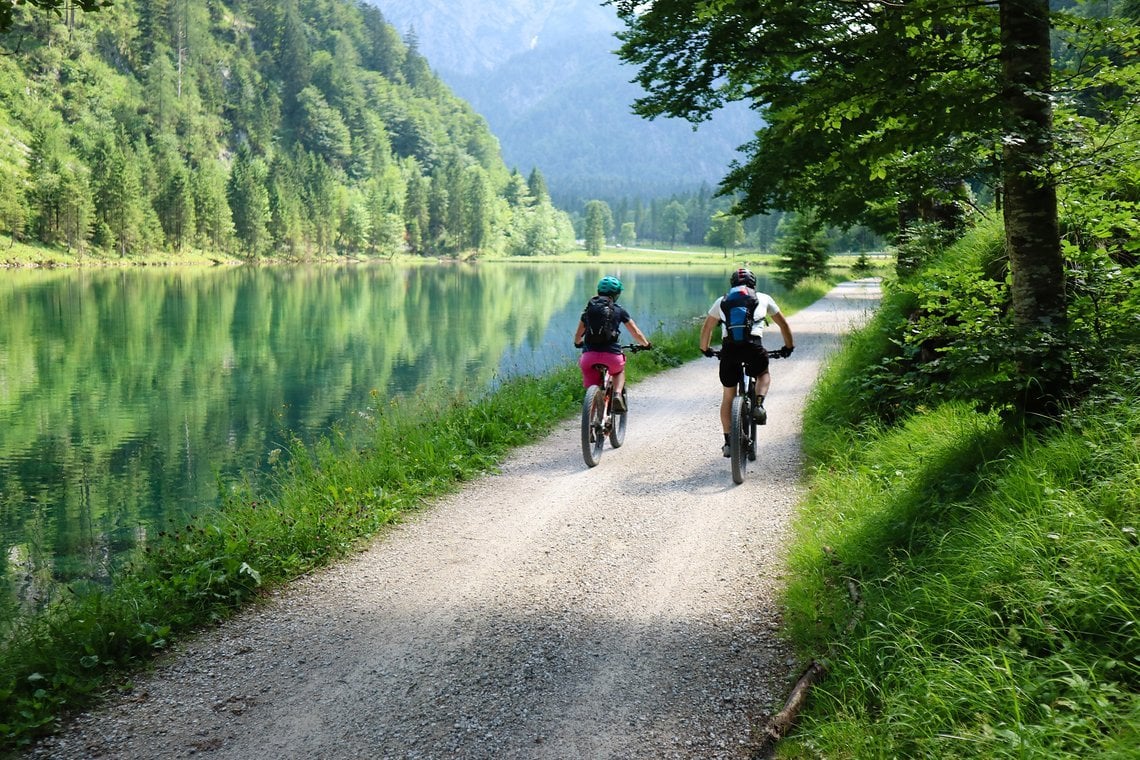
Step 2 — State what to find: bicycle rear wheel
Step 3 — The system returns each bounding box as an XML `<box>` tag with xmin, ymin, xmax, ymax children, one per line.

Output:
<box><xmin>730</xmin><ymin>395</ymin><xmax>748</xmax><ymax>484</ymax></box>
<box><xmin>581</xmin><ymin>385</ymin><xmax>606</xmax><ymax>467</ymax></box>
<box><xmin>609</xmin><ymin>390</ymin><xmax>628</xmax><ymax>448</ymax></box>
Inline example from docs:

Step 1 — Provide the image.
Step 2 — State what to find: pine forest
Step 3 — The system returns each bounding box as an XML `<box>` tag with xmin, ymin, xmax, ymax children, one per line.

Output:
<box><xmin>0</xmin><ymin>0</ymin><xmax>575</xmax><ymax>261</ymax></box>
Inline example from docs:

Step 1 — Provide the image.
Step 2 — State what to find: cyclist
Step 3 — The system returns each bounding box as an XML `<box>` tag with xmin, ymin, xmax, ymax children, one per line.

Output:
<box><xmin>573</xmin><ymin>275</ymin><xmax>651</xmax><ymax>413</ymax></box>
<box><xmin>699</xmin><ymin>268</ymin><xmax>794</xmax><ymax>457</ymax></box>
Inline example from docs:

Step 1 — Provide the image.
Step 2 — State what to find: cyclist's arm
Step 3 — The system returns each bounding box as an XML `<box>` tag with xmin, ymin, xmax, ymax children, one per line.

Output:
<box><xmin>625</xmin><ymin>318</ymin><xmax>651</xmax><ymax>347</ymax></box>
<box><xmin>771</xmin><ymin>311</ymin><xmax>794</xmax><ymax>351</ymax></box>
<box><xmin>573</xmin><ymin>320</ymin><xmax>585</xmax><ymax>345</ymax></box>
<box><xmin>699</xmin><ymin>314</ymin><xmax>720</xmax><ymax>353</ymax></box>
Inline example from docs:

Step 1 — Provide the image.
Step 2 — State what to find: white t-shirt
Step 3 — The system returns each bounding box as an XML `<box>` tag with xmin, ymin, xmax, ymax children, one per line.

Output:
<box><xmin>708</xmin><ymin>291</ymin><xmax>781</xmax><ymax>340</ymax></box>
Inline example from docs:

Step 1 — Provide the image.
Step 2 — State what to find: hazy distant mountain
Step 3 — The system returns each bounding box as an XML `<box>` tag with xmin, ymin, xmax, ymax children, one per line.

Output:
<box><xmin>368</xmin><ymin>0</ymin><xmax>758</xmax><ymax>205</ymax></box>
<box><xmin>370</xmin><ymin>0</ymin><xmax>620</xmax><ymax>76</ymax></box>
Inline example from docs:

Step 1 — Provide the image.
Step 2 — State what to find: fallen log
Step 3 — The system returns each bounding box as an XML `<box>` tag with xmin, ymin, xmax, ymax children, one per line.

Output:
<box><xmin>757</xmin><ymin>577</ymin><xmax>862</xmax><ymax>754</ymax></box>
<box><xmin>761</xmin><ymin>659</ymin><xmax>828</xmax><ymax>748</ymax></box>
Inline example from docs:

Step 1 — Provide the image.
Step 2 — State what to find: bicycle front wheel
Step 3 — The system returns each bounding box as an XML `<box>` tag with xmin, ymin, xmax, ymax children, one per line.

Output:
<box><xmin>730</xmin><ymin>395</ymin><xmax>748</xmax><ymax>484</ymax></box>
<box><xmin>747</xmin><ymin>395</ymin><xmax>758</xmax><ymax>462</ymax></box>
<box><xmin>609</xmin><ymin>390</ymin><xmax>628</xmax><ymax>448</ymax></box>
<box><xmin>581</xmin><ymin>385</ymin><xmax>606</xmax><ymax>467</ymax></box>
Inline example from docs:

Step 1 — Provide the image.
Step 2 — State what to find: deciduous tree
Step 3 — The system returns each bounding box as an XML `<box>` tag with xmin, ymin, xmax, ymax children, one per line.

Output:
<box><xmin>583</xmin><ymin>199</ymin><xmax>613</xmax><ymax>256</ymax></box>
<box><xmin>660</xmin><ymin>200</ymin><xmax>688</xmax><ymax>248</ymax></box>
<box><xmin>705</xmin><ymin>211</ymin><xmax>743</xmax><ymax>255</ymax></box>
<box><xmin>610</xmin><ymin>0</ymin><xmax>1072</xmax><ymax>414</ymax></box>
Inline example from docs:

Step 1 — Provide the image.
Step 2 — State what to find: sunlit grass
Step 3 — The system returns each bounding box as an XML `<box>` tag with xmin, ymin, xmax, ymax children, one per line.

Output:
<box><xmin>0</xmin><ymin>235</ymin><xmax>242</xmax><ymax>267</ymax></box>
<box><xmin>481</xmin><ymin>243</ymin><xmax>892</xmax><ymax>277</ymax></box>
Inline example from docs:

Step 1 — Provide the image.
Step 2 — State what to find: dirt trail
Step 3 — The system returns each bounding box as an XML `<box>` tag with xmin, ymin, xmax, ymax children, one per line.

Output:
<box><xmin>29</xmin><ymin>280</ymin><xmax>881</xmax><ymax>760</ymax></box>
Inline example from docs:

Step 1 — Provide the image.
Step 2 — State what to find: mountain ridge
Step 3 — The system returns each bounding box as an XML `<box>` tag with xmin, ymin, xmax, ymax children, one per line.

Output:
<box><xmin>368</xmin><ymin>0</ymin><xmax>757</xmax><ymax>204</ymax></box>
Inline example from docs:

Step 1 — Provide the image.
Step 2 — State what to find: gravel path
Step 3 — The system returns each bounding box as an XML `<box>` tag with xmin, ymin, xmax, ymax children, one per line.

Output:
<box><xmin>28</xmin><ymin>280</ymin><xmax>880</xmax><ymax>760</ymax></box>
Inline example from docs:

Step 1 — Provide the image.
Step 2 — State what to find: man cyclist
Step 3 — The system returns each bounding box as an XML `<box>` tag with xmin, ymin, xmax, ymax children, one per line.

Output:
<box><xmin>699</xmin><ymin>268</ymin><xmax>794</xmax><ymax>457</ymax></box>
<box><xmin>573</xmin><ymin>275</ymin><xmax>651</xmax><ymax>413</ymax></box>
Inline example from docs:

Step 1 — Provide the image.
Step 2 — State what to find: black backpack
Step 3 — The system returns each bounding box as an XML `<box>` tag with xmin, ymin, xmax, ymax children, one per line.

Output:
<box><xmin>720</xmin><ymin>286</ymin><xmax>759</xmax><ymax>343</ymax></box>
<box><xmin>582</xmin><ymin>295</ymin><xmax>620</xmax><ymax>346</ymax></box>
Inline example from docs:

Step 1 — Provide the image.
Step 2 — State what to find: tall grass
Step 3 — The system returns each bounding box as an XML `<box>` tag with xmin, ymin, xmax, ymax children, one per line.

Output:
<box><xmin>783</xmin><ymin>330</ymin><xmax>1140</xmax><ymax>756</ymax></box>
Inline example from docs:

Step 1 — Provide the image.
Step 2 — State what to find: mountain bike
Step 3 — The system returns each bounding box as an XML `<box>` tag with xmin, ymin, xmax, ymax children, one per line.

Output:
<box><xmin>579</xmin><ymin>344</ymin><xmax>650</xmax><ymax>468</ymax></box>
<box><xmin>710</xmin><ymin>347</ymin><xmax>786</xmax><ymax>484</ymax></box>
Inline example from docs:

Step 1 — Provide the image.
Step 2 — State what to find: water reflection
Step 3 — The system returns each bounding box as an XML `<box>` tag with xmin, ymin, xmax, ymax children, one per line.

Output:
<box><xmin>0</xmin><ymin>262</ymin><xmax>750</xmax><ymax>610</ymax></box>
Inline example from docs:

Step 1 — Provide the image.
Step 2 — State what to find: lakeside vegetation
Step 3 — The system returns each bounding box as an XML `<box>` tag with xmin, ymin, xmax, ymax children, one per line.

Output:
<box><xmin>779</xmin><ymin>220</ymin><xmax>1138</xmax><ymax>757</ymax></box>
<box><xmin>3</xmin><ymin>231</ymin><xmax>891</xmax><ymax>277</ymax></box>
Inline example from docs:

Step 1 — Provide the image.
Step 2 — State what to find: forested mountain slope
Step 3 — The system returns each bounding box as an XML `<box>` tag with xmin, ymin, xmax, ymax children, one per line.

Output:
<box><xmin>0</xmin><ymin>0</ymin><xmax>572</xmax><ymax>260</ymax></box>
<box><xmin>370</xmin><ymin>0</ymin><xmax>758</xmax><ymax>205</ymax></box>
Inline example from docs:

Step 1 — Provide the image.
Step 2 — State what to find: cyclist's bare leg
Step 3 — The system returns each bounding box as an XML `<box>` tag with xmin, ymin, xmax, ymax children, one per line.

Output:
<box><xmin>719</xmin><ymin>385</ymin><xmax>736</xmax><ymax>433</ymax></box>
<box><xmin>612</xmin><ymin>370</ymin><xmax>626</xmax><ymax>396</ymax></box>
<box><xmin>755</xmin><ymin>371</ymin><xmax>772</xmax><ymax>399</ymax></box>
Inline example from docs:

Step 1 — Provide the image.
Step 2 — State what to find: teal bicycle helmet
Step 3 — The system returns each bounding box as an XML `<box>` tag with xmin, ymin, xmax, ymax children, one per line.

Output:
<box><xmin>597</xmin><ymin>276</ymin><xmax>623</xmax><ymax>297</ymax></box>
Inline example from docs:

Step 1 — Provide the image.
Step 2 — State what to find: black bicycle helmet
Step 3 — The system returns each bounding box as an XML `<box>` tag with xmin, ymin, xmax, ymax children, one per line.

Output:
<box><xmin>730</xmin><ymin>268</ymin><xmax>756</xmax><ymax>288</ymax></box>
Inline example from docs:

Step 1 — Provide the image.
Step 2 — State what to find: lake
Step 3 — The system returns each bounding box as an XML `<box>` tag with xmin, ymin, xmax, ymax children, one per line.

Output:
<box><xmin>0</xmin><ymin>261</ymin><xmax>771</xmax><ymax>611</ymax></box>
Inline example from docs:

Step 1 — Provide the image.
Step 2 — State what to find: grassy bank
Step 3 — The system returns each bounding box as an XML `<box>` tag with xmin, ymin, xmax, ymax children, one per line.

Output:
<box><xmin>3</xmin><ymin>232</ymin><xmax>891</xmax><ymax>279</ymax></box>
<box><xmin>483</xmin><ymin>244</ymin><xmax>891</xmax><ymax>274</ymax></box>
<box><xmin>781</xmin><ymin>278</ymin><xmax>1139</xmax><ymax>754</ymax></box>
<box><xmin>0</xmin><ymin>236</ymin><xmax>241</xmax><ymax>268</ymax></box>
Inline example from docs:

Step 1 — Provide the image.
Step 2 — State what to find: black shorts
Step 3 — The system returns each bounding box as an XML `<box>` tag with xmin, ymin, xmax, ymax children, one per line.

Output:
<box><xmin>718</xmin><ymin>341</ymin><xmax>769</xmax><ymax>387</ymax></box>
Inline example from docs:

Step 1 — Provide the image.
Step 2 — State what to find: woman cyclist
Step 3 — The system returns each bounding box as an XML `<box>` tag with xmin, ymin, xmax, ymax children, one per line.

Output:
<box><xmin>573</xmin><ymin>276</ymin><xmax>651</xmax><ymax>412</ymax></box>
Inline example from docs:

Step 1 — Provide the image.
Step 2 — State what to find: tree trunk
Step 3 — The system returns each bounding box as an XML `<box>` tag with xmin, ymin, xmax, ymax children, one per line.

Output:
<box><xmin>1000</xmin><ymin>0</ymin><xmax>1067</xmax><ymax>416</ymax></box>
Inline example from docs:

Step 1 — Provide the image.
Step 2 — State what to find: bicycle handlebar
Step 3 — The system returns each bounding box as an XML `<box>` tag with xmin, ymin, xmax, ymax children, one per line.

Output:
<box><xmin>707</xmin><ymin>348</ymin><xmax>788</xmax><ymax>359</ymax></box>
<box><xmin>575</xmin><ymin>343</ymin><xmax>653</xmax><ymax>353</ymax></box>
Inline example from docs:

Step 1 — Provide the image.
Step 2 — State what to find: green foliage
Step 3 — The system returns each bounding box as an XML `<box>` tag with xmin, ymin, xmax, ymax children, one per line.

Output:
<box><xmin>583</xmin><ymin>200</ymin><xmax>613</xmax><ymax>256</ymax></box>
<box><xmin>618</xmin><ymin>221</ymin><xmax>637</xmax><ymax>248</ymax></box>
<box><xmin>614</xmin><ymin>2</ymin><xmax>1140</xmax><ymax>419</ymax></box>
<box><xmin>812</xmin><ymin>213</ymin><xmax>1138</xmax><ymax>427</ymax></box>
<box><xmin>612</xmin><ymin>0</ymin><xmax>1008</xmax><ymax>232</ymax></box>
<box><xmin>0</xmin><ymin>0</ymin><xmax>110</xmax><ymax>33</ymax></box>
<box><xmin>893</xmin><ymin>219</ymin><xmax>968</xmax><ymax>278</ymax></box>
<box><xmin>588</xmin><ymin>189</ymin><xmax>885</xmax><ymax>256</ymax></box>
<box><xmin>792</xmin><ymin>163</ymin><xmax>1138</xmax><ymax>754</ymax></box>
<box><xmin>704</xmin><ymin>211</ymin><xmax>744</xmax><ymax>253</ymax></box>
<box><xmin>659</xmin><ymin>200</ymin><xmax>688</xmax><ymax>248</ymax></box>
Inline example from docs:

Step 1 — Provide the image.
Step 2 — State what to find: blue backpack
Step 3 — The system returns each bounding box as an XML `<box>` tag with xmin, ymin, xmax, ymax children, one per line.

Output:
<box><xmin>721</xmin><ymin>286</ymin><xmax>759</xmax><ymax>343</ymax></box>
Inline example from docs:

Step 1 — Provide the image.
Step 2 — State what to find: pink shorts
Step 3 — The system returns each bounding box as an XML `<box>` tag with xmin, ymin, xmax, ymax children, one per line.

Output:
<box><xmin>579</xmin><ymin>351</ymin><xmax>626</xmax><ymax>387</ymax></box>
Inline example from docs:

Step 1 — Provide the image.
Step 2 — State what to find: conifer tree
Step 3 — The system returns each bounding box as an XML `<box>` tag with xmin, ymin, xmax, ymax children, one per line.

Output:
<box><xmin>227</xmin><ymin>146</ymin><xmax>271</xmax><ymax>258</ymax></box>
